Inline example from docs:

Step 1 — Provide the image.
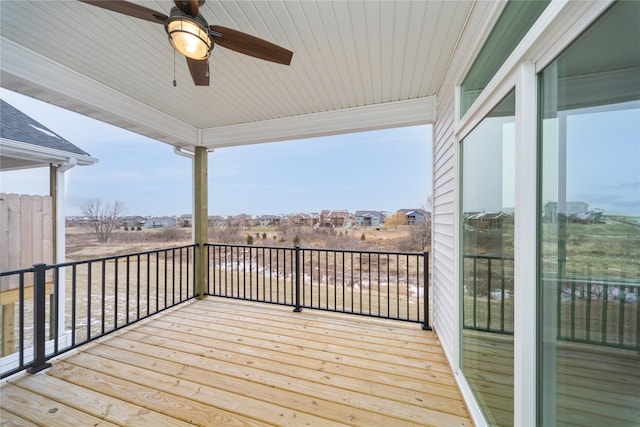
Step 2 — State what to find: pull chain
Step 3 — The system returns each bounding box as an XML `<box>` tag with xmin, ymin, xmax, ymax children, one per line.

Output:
<box><xmin>173</xmin><ymin>49</ymin><xmax>177</xmax><ymax>87</ymax></box>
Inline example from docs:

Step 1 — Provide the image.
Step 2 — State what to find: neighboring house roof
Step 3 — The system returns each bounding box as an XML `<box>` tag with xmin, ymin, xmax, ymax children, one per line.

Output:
<box><xmin>121</xmin><ymin>215</ymin><xmax>147</xmax><ymax>220</ymax></box>
<box><xmin>0</xmin><ymin>99</ymin><xmax>98</xmax><ymax>171</ymax></box>
<box><xmin>230</xmin><ymin>214</ymin><xmax>252</xmax><ymax>220</ymax></box>
<box><xmin>260</xmin><ymin>215</ymin><xmax>281</xmax><ymax>220</ymax></box>
<box><xmin>322</xmin><ymin>210</ymin><xmax>350</xmax><ymax>218</ymax></box>
<box><xmin>398</xmin><ymin>209</ymin><xmax>430</xmax><ymax>217</ymax></box>
<box><xmin>355</xmin><ymin>210</ymin><xmax>384</xmax><ymax>217</ymax></box>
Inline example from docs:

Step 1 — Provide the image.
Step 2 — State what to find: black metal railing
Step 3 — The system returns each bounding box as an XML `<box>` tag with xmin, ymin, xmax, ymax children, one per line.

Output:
<box><xmin>1</xmin><ymin>242</ymin><xmax>429</xmax><ymax>378</ymax></box>
<box><xmin>463</xmin><ymin>254</ymin><xmax>639</xmax><ymax>351</ymax></box>
<box><xmin>0</xmin><ymin>245</ymin><xmax>196</xmax><ymax>379</ymax></box>
<box><xmin>206</xmin><ymin>244</ymin><xmax>430</xmax><ymax>328</ymax></box>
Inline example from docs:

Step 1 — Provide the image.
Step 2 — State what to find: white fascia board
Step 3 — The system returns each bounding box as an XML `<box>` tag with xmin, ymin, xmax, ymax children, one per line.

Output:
<box><xmin>201</xmin><ymin>97</ymin><xmax>436</xmax><ymax>148</ymax></box>
<box><xmin>0</xmin><ymin>138</ymin><xmax>98</xmax><ymax>167</ymax></box>
<box><xmin>0</xmin><ymin>37</ymin><xmax>197</xmax><ymax>147</ymax></box>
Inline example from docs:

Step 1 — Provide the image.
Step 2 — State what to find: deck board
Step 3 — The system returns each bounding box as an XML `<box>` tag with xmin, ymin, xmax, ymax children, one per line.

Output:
<box><xmin>0</xmin><ymin>409</ymin><xmax>39</xmax><ymax>426</ymax></box>
<box><xmin>5</xmin><ymin>373</ymin><xmax>196</xmax><ymax>427</ymax></box>
<box><xmin>1</xmin><ymin>297</ymin><xmax>473</xmax><ymax>426</ymax></box>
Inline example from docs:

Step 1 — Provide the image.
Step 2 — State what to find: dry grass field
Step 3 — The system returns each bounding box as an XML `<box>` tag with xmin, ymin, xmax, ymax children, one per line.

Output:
<box><xmin>65</xmin><ymin>223</ymin><xmax>424</xmax><ymax>261</ymax></box>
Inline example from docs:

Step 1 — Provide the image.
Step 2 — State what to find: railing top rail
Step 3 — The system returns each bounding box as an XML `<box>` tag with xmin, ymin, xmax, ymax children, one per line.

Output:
<box><xmin>1</xmin><ymin>244</ymin><xmax>197</xmax><ymax>274</ymax></box>
<box><xmin>0</xmin><ymin>266</ymin><xmax>36</xmax><ymax>276</ymax></box>
<box><xmin>52</xmin><ymin>244</ymin><xmax>198</xmax><ymax>269</ymax></box>
<box><xmin>206</xmin><ymin>242</ymin><xmax>427</xmax><ymax>257</ymax></box>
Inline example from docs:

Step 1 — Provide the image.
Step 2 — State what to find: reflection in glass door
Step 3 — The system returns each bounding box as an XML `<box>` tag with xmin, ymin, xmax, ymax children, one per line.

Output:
<box><xmin>538</xmin><ymin>2</ymin><xmax>640</xmax><ymax>425</ymax></box>
<box><xmin>461</xmin><ymin>91</ymin><xmax>516</xmax><ymax>426</ymax></box>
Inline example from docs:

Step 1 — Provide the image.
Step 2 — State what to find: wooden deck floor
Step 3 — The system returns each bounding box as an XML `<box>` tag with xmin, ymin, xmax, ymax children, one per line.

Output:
<box><xmin>0</xmin><ymin>297</ymin><xmax>472</xmax><ymax>426</ymax></box>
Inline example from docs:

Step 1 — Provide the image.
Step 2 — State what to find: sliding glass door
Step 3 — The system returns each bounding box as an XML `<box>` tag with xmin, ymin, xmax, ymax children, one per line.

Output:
<box><xmin>538</xmin><ymin>2</ymin><xmax>640</xmax><ymax>425</ymax></box>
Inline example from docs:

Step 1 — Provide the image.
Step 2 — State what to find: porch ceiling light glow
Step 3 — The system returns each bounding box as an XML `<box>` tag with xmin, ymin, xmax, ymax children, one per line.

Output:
<box><xmin>165</xmin><ymin>8</ymin><xmax>212</xmax><ymax>60</ymax></box>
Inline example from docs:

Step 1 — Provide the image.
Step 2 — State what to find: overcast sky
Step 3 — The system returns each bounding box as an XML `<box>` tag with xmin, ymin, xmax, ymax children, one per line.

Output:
<box><xmin>1</xmin><ymin>89</ymin><xmax>433</xmax><ymax>217</ymax></box>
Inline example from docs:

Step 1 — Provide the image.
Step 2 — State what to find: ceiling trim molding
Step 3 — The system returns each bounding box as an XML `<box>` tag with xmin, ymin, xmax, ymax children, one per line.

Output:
<box><xmin>201</xmin><ymin>97</ymin><xmax>436</xmax><ymax>148</ymax></box>
<box><xmin>0</xmin><ymin>37</ymin><xmax>197</xmax><ymax>147</ymax></box>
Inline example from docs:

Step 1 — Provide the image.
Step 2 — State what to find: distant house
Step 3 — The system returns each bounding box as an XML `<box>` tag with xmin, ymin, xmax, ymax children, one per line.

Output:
<box><xmin>228</xmin><ymin>214</ymin><xmax>253</xmax><ymax>227</ymax></box>
<box><xmin>290</xmin><ymin>213</ymin><xmax>320</xmax><ymax>227</ymax></box>
<box><xmin>397</xmin><ymin>209</ymin><xmax>431</xmax><ymax>225</ymax></box>
<box><xmin>354</xmin><ymin>211</ymin><xmax>385</xmax><ymax>227</ymax></box>
<box><xmin>178</xmin><ymin>214</ymin><xmax>192</xmax><ymax>227</ymax></box>
<box><xmin>465</xmin><ymin>211</ymin><xmax>513</xmax><ymax>230</ymax></box>
<box><xmin>66</xmin><ymin>216</ymin><xmax>93</xmax><ymax>227</ymax></box>
<box><xmin>320</xmin><ymin>210</ymin><xmax>351</xmax><ymax>228</ymax></box>
<box><xmin>544</xmin><ymin>201</ymin><xmax>590</xmax><ymax>223</ymax></box>
<box><xmin>208</xmin><ymin>215</ymin><xmax>227</xmax><ymax>227</ymax></box>
<box><xmin>145</xmin><ymin>216</ymin><xmax>177</xmax><ymax>228</ymax></box>
<box><xmin>121</xmin><ymin>216</ymin><xmax>146</xmax><ymax>228</ymax></box>
<box><xmin>259</xmin><ymin>215</ymin><xmax>282</xmax><ymax>227</ymax></box>
<box><xmin>569</xmin><ymin>209</ymin><xmax>604</xmax><ymax>224</ymax></box>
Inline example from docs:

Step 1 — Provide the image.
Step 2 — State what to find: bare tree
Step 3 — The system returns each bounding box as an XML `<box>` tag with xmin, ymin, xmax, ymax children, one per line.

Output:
<box><xmin>82</xmin><ymin>199</ymin><xmax>124</xmax><ymax>244</ymax></box>
<box><xmin>408</xmin><ymin>218</ymin><xmax>432</xmax><ymax>251</ymax></box>
<box><xmin>384</xmin><ymin>211</ymin><xmax>408</xmax><ymax>230</ymax></box>
<box><xmin>401</xmin><ymin>196</ymin><xmax>433</xmax><ymax>251</ymax></box>
<box><xmin>413</xmin><ymin>196</ymin><xmax>433</xmax><ymax>251</ymax></box>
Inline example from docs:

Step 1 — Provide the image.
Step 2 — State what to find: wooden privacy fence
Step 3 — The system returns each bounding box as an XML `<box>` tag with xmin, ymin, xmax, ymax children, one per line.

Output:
<box><xmin>0</xmin><ymin>193</ymin><xmax>54</xmax><ymax>356</ymax></box>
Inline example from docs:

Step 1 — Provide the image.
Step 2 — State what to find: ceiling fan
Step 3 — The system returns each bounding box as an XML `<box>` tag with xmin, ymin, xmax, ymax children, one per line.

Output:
<box><xmin>80</xmin><ymin>0</ymin><xmax>293</xmax><ymax>86</ymax></box>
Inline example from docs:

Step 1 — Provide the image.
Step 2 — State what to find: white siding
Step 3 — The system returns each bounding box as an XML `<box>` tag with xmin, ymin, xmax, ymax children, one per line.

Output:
<box><xmin>430</xmin><ymin>0</ymin><xmax>505</xmax><ymax>370</ymax></box>
<box><xmin>431</xmin><ymin>93</ymin><xmax>457</xmax><ymax>364</ymax></box>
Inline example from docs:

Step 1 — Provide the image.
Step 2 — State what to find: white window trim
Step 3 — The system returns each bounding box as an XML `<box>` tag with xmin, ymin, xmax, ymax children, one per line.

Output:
<box><xmin>455</xmin><ymin>0</ymin><xmax>613</xmax><ymax>141</ymax></box>
<box><xmin>514</xmin><ymin>61</ymin><xmax>538</xmax><ymax>427</ymax></box>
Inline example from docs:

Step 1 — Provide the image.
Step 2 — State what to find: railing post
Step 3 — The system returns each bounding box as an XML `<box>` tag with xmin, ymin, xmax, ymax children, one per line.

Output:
<box><xmin>293</xmin><ymin>245</ymin><xmax>303</xmax><ymax>312</ymax></box>
<box><xmin>422</xmin><ymin>251</ymin><xmax>431</xmax><ymax>330</ymax></box>
<box><xmin>27</xmin><ymin>263</ymin><xmax>52</xmax><ymax>373</ymax></box>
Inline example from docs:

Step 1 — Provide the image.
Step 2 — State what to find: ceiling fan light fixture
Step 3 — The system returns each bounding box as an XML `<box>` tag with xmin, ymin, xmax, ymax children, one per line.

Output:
<box><xmin>165</xmin><ymin>7</ymin><xmax>212</xmax><ymax>60</ymax></box>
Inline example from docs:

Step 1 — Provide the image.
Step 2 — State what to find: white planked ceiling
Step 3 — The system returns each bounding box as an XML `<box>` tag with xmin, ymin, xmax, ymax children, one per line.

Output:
<box><xmin>0</xmin><ymin>1</ymin><xmax>480</xmax><ymax>149</ymax></box>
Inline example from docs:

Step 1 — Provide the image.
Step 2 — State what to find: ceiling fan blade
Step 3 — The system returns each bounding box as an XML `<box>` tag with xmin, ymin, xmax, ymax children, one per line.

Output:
<box><xmin>186</xmin><ymin>58</ymin><xmax>210</xmax><ymax>86</ymax></box>
<box><xmin>173</xmin><ymin>0</ymin><xmax>199</xmax><ymax>17</ymax></box>
<box><xmin>210</xmin><ymin>25</ymin><xmax>293</xmax><ymax>65</ymax></box>
<box><xmin>79</xmin><ymin>1</ymin><xmax>167</xmax><ymax>24</ymax></box>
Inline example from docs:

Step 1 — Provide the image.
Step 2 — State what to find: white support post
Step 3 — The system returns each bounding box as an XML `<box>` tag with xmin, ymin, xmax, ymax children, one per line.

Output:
<box><xmin>53</xmin><ymin>159</ymin><xmax>76</xmax><ymax>345</ymax></box>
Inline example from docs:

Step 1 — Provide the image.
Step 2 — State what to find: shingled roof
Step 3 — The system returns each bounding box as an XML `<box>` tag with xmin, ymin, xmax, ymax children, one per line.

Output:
<box><xmin>1</xmin><ymin>99</ymin><xmax>97</xmax><ymax>170</ymax></box>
